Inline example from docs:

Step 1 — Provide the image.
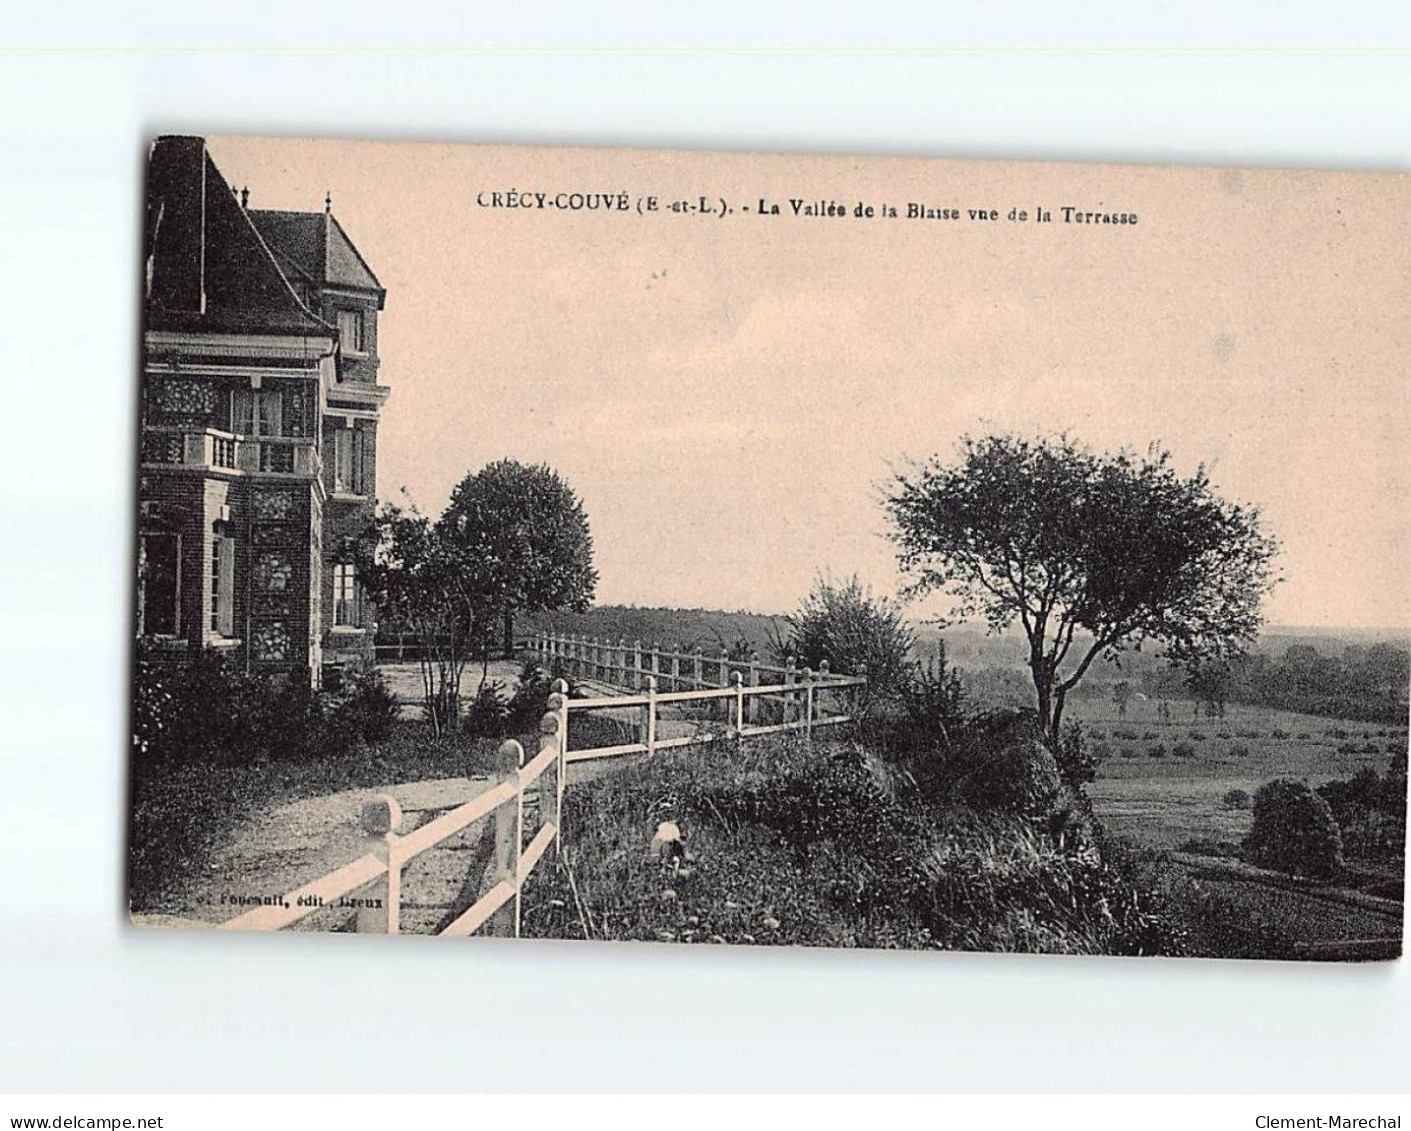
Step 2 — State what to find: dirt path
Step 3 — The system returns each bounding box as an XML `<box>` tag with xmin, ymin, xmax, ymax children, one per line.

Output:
<box><xmin>134</xmin><ymin>774</ymin><xmax>504</xmax><ymax>933</ymax></box>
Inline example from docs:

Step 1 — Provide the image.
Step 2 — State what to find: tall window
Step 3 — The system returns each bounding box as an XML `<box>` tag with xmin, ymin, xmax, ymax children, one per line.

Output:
<box><xmin>232</xmin><ymin>389</ymin><xmax>282</xmax><ymax>437</ymax></box>
<box><xmin>139</xmin><ymin>532</ymin><xmax>181</xmax><ymax>637</ymax></box>
<box><xmin>334</xmin><ymin>427</ymin><xmax>364</xmax><ymax>494</ymax></box>
<box><xmin>209</xmin><ymin>535</ymin><xmax>235</xmax><ymax>636</ymax></box>
<box><xmin>337</xmin><ymin>309</ymin><xmax>365</xmax><ymax>354</ymax></box>
<box><xmin>333</xmin><ymin>563</ymin><xmax>360</xmax><ymax>628</ymax></box>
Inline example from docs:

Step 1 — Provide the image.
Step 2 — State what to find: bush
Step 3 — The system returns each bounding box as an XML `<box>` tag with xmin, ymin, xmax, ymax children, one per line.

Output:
<box><xmin>1142</xmin><ymin>730</ymin><xmax>1159</xmax><ymax>740</ymax></box>
<box><xmin>1222</xmin><ymin>788</ymin><xmax>1251</xmax><ymax>810</ymax></box>
<box><xmin>1119</xmin><ymin>745</ymin><xmax>1141</xmax><ymax>759</ymax></box>
<box><xmin>778</xmin><ymin>574</ymin><xmax>915</xmax><ymax>695</ymax></box>
<box><xmin>1172</xmin><ymin>742</ymin><xmax>1195</xmax><ymax>759</ymax></box>
<box><xmin>1148</xmin><ymin>743</ymin><xmax>1167</xmax><ymax>759</ymax></box>
<box><xmin>1112</xmin><ymin>728</ymin><xmax>1139</xmax><ymax>741</ymax></box>
<box><xmin>1229</xmin><ymin>743</ymin><xmax>1252</xmax><ymax>758</ymax></box>
<box><xmin>1270</xmin><ymin>728</ymin><xmax>1290</xmax><ymax>740</ymax></box>
<box><xmin>1054</xmin><ymin>722</ymin><xmax>1100</xmax><ymax>791</ymax></box>
<box><xmin>462</xmin><ymin>681</ymin><xmax>510</xmax><ymax>739</ymax></box>
<box><xmin>1242</xmin><ymin>779</ymin><xmax>1344</xmax><ymax>880</ymax></box>
<box><xmin>1189</xmin><ymin>731</ymin><xmax>1208</xmax><ymax>742</ymax></box>
<box><xmin>331</xmin><ymin>664</ymin><xmax>400</xmax><ymax>743</ymax></box>
<box><xmin>949</xmin><ymin>712</ymin><xmax>1063</xmax><ymax>817</ymax></box>
<box><xmin>894</xmin><ymin>641</ymin><xmax>968</xmax><ymax>752</ymax></box>
<box><xmin>506</xmin><ymin>660</ymin><xmax>554</xmax><ymax>734</ymax></box>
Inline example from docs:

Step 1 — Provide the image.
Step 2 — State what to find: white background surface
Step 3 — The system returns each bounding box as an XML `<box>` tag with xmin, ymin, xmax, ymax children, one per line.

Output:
<box><xmin>0</xmin><ymin>2</ymin><xmax>1408</xmax><ymax>1094</ymax></box>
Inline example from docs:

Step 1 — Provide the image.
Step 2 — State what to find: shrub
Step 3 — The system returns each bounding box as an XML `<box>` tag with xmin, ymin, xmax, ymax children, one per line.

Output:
<box><xmin>331</xmin><ymin>664</ymin><xmax>400</xmax><ymax>743</ymax></box>
<box><xmin>1216</xmin><ymin>731</ymin><xmax>1232</xmax><ymax>740</ymax></box>
<box><xmin>1054</xmin><ymin>722</ymin><xmax>1100</xmax><ymax>792</ymax></box>
<box><xmin>894</xmin><ymin>641</ymin><xmax>968</xmax><ymax>752</ymax></box>
<box><xmin>1112</xmin><ymin>728</ymin><xmax>1139</xmax><ymax>741</ymax></box>
<box><xmin>1148</xmin><ymin>743</ymin><xmax>1167</xmax><ymax>759</ymax></box>
<box><xmin>929</xmin><ymin>710</ymin><xmax>1063</xmax><ymax>818</ymax></box>
<box><xmin>1296</xmin><ymin>732</ymin><xmax>1312</xmax><ymax>741</ymax></box>
<box><xmin>778</xmin><ymin>573</ymin><xmax>914</xmax><ymax>695</ymax></box>
<box><xmin>507</xmin><ymin>660</ymin><xmax>555</xmax><ymax>734</ymax></box>
<box><xmin>1270</xmin><ymin>728</ymin><xmax>1290</xmax><ymax>740</ymax></box>
<box><xmin>1190</xmin><ymin>731</ymin><xmax>1208</xmax><ymax>742</ymax></box>
<box><xmin>1119</xmin><ymin>745</ymin><xmax>1141</xmax><ymax>759</ymax></box>
<box><xmin>1172</xmin><ymin>742</ymin><xmax>1195</xmax><ymax>759</ymax></box>
<box><xmin>1242</xmin><ymin>779</ymin><xmax>1344</xmax><ymax>880</ymax></box>
<box><xmin>462</xmin><ymin>681</ymin><xmax>510</xmax><ymax>739</ymax></box>
<box><xmin>1222</xmin><ymin>788</ymin><xmax>1251</xmax><ymax>810</ymax></box>
<box><xmin>1142</xmin><ymin>730</ymin><xmax>1159</xmax><ymax>740</ymax></box>
<box><xmin>1229</xmin><ymin>743</ymin><xmax>1251</xmax><ymax>758</ymax></box>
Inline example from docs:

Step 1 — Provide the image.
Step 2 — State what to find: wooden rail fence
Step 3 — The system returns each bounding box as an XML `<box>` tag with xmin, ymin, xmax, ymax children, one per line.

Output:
<box><xmin>216</xmin><ymin>645</ymin><xmax>867</xmax><ymax>938</ymax></box>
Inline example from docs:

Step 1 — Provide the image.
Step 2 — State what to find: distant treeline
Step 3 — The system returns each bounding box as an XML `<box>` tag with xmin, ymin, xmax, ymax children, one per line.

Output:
<box><xmin>1212</xmin><ymin>643</ymin><xmax>1410</xmax><ymax>725</ymax></box>
<box><xmin>513</xmin><ymin>607</ymin><xmax>1410</xmax><ymax>725</ymax></box>
<box><xmin>519</xmin><ymin>605</ymin><xmax>786</xmax><ymax>658</ymax></box>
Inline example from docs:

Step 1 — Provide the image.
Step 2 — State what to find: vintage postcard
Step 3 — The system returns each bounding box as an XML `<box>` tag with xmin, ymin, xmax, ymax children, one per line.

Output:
<box><xmin>130</xmin><ymin>135</ymin><xmax>1408</xmax><ymax>960</ymax></box>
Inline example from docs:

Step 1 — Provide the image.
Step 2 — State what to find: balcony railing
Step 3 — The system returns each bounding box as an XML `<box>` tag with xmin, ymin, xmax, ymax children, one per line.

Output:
<box><xmin>141</xmin><ymin>428</ymin><xmax>320</xmax><ymax>479</ymax></box>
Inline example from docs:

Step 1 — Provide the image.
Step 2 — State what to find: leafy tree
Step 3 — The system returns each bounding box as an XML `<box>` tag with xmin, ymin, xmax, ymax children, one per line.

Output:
<box><xmin>355</xmin><ymin>502</ymin><xmax>491</xmax><ymax>738</ymax></box>
<box><xmin>441</xmin><ymin>460</ymin><xmax>597</xmax><ymax>668</ymax></box>
<box><xmin>778</xmin><ymin>574</ymin><xmax>915</xmax><ymax>695</ymax></box>
<box><xmin>1112</xmin><ymin>680</ymin><xmax>1133</xmax><ymax>718</ymax></box>
<box><xmin>1186</xmin><ymin>661</ymin><xmax>1231</xmax><ymax>720</ymax></box>
<box><xmin>884</xmin><ymin>433</ymin><xmax>1279</xmax><ymax>747</ymax></box>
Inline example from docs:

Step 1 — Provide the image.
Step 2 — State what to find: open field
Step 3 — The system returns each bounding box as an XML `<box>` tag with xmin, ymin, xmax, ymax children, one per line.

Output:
<box><xmin>1061</xmin><ymin>698</ymin><xmax>1407</xmax><ymax>853</ymax></box>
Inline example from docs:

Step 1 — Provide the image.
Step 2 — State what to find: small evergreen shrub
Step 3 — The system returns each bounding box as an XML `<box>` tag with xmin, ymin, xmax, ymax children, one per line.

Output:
<box><xmin>1148</xmin><ymin>743</ymin><xmax>1167</xmax><ymax>759</ymax></box>
<box><xmin>462</xmin><ymin>681</ymin><xmax>510</xmax><ymax>739</ymax></box>
<box><xmin>1172</xmin><ymin>742</ymin><xmax>1195</xmax><ymax>759</ymax></box>
<box><xmin>1229</xmin><ymin>743</ymin><xmax>1252</xmax><ymax>758</ymax></box>
<box><xmin>1222</xmin><ymin>788</ymin><xmax>1251</xmax><ymax>810</ymax></box>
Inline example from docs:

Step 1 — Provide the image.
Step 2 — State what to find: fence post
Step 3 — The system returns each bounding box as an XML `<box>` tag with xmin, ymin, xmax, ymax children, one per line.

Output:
<box><xmin>731</xmin><ymin>670</ymin><xmax>744</xmax><ymax>740</ymax></box>
<box><xmin>748</xmin><ymin>651</ymin><xmax>760</xmax><ymax>725</ymax></box>
<box><xmin>855</xmin><ymin>661</ymin><xmax>869</xmax><ymax>720</ymax></box>
<box><xmin>818</xmin><ymin>660</ymin><xmax>830</xmax><ymax>724</ymax></box>
<box><xmin>803</xmin><ymin>667</ymin><xmax>815</xmax><ymax>741</ymax></box>
<box><xmin>650</xmin><ymin>641</ymin><xmax>660</xmax><ymax>690</ymax></box>
<box><xmin>542</xmin><ymin>691</ymin><xmax>568</xmax><ymax>858</ymax></box>
<box><xmin>633</xmin><ymin>639</ymin><xmax>643</xmax><ymax>690</ymax></box>
<box><xmin>646</xmin><ymin>675</ymin><xmax>658</xmax><ymax>756</ymax></box>
<box><xmin>784</xmin><ymin>655</ymin><xmax>797</xmax><ymax>724</ymax></box>
<box><xmin>484</xmin><ymin>739</ymin><xmax>524</xmax><ymax>938</ymax></box>
<box><xmin>671</xmin><ymin>650</ymin><xmax>682</xmax><ymax>693</ymax></box>
<box><xmin>357</xmin><ymin>793</ymin><xmax>404</xmax><ymax>934</ymax></box>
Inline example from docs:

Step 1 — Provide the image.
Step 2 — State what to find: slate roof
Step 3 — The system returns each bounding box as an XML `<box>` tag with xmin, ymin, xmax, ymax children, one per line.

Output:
<box><xmin>249</xmin><ymin>209</ymin><xmax>386</xmax><ymax>308</ymax></box>
<box><xmin>144</xmin><ymin>136</ymin><xmax>335</xmax><ymax>337</ymax></box>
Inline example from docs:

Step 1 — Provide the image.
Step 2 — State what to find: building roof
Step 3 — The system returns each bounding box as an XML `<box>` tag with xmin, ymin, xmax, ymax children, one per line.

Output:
<box><xmin>144</xmin><ymin>136</ymin><xmax>336</xmax><ymax>338</ymax></box>
<box><xmin>249</xmin><ymin>209</ymin><xmax>386</xmax><ymax>308</ymax></box>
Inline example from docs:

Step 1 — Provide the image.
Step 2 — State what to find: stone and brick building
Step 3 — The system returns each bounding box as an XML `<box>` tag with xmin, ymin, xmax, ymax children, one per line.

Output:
<box><xmin>137</xmin><ymin>135</ymin><xmax>389</xmax><ymax>683</ymax></box>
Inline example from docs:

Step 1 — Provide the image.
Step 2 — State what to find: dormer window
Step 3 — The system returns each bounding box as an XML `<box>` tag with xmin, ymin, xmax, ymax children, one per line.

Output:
<box><xmin>337</xmin><ymin>309</ymin><xmax>365</xmax><ymax>354</ymax></box>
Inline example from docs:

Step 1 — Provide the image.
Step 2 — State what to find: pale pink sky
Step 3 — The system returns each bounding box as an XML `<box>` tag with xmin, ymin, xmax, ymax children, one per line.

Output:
<box><xmin>209</xmin><ymin>136</ymin><xmax>1410</xmax><ymax>628</ymax></box>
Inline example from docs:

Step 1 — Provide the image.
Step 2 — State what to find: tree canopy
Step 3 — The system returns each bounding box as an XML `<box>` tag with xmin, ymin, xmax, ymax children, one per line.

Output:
<box><xmin>441</xmin><ymin>459</ymin><xmax>597</xmax><ymax>634</ymax></box>
<box><xmin>355</xmin><ymin>461</ymin><xmax>596</xmax><ymax>737</ymax></box>
<box><xmin>884</xmin><ymin>433</ymin><xmax>1280</xmax><ymax>744</ymax></box>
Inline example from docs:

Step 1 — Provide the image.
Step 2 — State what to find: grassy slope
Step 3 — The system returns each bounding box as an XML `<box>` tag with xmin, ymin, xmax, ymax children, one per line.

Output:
<box><xmin>521</xmin><ymin>733</ymin><xmax>1167</xmax><ymax>956</ymax></box>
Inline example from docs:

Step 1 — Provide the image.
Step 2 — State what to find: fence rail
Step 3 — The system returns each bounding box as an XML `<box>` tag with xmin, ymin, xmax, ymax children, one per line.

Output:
<box><xmin>218</xmin><ymin>688</ymin><xmax>571</xmax><ymax>940</ymax></box>
<box><xmin>217</xmin><ymin>648</ymin><xmax>868</xmax><ymax>937</ymax></box>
